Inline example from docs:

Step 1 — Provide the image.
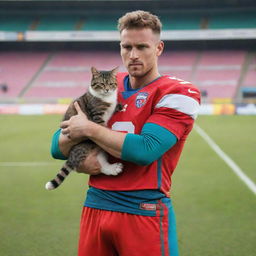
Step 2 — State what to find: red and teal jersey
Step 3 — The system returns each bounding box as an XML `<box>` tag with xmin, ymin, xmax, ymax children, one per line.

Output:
<box><xmin>89</xmin><ymin>73</ymin><xmax>201</xmax><ymax>197</ymax></box>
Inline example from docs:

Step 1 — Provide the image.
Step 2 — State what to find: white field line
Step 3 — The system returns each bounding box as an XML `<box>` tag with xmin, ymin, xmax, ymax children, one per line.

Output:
<box><xmin>194</xmin><ymin>124</ymin><xmax>256</xmax><ymax>195</ymax></box>
<box><xmin>0</xmin><ymin>162</ymin><xmax>59</xmax><ymax>167</ymax></box>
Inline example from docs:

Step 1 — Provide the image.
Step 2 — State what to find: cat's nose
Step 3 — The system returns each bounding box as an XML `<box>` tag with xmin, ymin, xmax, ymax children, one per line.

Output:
<box><xmin>104</xmin><ymin>89</ymin><xmax>109</xmax><ymax>93</ymax></box>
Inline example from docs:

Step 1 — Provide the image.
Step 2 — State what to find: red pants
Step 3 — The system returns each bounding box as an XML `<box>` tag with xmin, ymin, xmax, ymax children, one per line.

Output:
<box><xmin>78</xmin><ymin>206</ymin><xmax>178</xmax><ymax>256</ymax></box>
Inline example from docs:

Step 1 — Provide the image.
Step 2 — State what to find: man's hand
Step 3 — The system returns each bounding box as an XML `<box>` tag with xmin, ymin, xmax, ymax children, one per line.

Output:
<box><xmin>60</xmin><ymin>102</ymin><xmax>102</xmax><ymax>175</ymax></box>
<box><xmin>76</xmin><ymin>148</ymin><xmax>101</xmax><ymax>175</ymax></box>
<box><xmin>61</xmin><ymin>101</ymin><xmax>93</xmax><ymax>140</ymax></box>
<box><xmin>61</xmin><ymin>101</ymin><xmax>125</xmax><ymax>159</ymax></box>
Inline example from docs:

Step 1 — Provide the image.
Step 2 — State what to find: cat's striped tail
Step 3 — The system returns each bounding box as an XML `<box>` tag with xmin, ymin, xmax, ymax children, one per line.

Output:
<box><xmin>45</xmin><ymin>163</ymin><xmax>73</xmax><ymax>190</ymax></box>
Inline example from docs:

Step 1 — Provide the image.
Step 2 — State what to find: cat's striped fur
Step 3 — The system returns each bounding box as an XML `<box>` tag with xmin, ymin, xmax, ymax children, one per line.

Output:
<box><xmin>45</xmin><ymin>67</ymin><xmax>123</xmax><ymax>190</ymax></box>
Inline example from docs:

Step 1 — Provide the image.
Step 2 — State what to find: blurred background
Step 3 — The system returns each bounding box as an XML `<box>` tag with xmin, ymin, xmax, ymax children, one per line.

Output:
<box><xmin>0</xmin><ymin>0</ymin><xmax>256</xmax><ymax>113</ymax></box>
<box><xmin>0</xmin><ymin>1</ymin><xmax>255</xmax><ymax>256</ymax></box>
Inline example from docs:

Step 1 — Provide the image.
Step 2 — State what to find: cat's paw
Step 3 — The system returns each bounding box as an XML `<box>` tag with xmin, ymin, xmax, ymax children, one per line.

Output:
<box><xmin>111</xmin><ymin>162</ymin><xmax>123</xmax><ymax>175</ymax></box>
<box><xmin>101</xmin><ymin>162</ymin><xmax>123</xmax><ymax>176</ymax></box>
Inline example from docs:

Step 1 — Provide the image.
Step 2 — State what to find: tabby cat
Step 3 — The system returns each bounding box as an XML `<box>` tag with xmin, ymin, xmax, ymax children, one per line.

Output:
<box><xmin>45</xmin><ymin>67</ymin><xmax>123</xmax><ymax>190</ymax></box>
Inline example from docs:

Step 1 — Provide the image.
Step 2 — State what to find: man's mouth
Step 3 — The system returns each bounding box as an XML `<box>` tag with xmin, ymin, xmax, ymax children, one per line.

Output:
<box><xmin>129</xmin><ymin>63</ymin><xmax>142</xmax><ymax>67</ymax></box>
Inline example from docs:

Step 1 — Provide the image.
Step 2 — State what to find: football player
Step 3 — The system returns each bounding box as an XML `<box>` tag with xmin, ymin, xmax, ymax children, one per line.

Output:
<box><xmin>53</xmin><ymin>10</ymin><xmax>201</xmax><ymax>256</ymax></box>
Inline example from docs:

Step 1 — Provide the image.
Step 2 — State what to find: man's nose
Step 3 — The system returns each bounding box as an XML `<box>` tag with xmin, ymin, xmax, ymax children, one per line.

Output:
<box><xmin>130</xmin><ymin>48</ymin><xmax>138</xmax><ymax>59</ymax></box>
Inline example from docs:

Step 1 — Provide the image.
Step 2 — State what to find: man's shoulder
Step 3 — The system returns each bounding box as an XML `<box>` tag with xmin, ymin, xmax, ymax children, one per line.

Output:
<box><xmin>158</xmin><ymin>75</ymin><xmax>201</xmax><ymax>103</ymax></box>
<box><xmin>159</xmin><ymin>75</ymin><xmax>197</xmax><ymax>89</ymax></box>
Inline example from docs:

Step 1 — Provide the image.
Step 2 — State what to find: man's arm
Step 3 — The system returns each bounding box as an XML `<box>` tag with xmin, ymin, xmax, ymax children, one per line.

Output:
<box><xmin>58</xmin><ymin>132</ymin><xmax>82</xmax><ymax>157</ymax></box>
<box><xmin>60</xmin><ymin>102</ymin><xmax>126</xmax><ymax>159</ymax></box>
<box><xmin>60</xmin><ymin>102</ymin><xmax>177</xmax><ymax>166</ymax></box>
<box><xmin>51</xmin><ymin>128</ymin><xmax>84</xmax><ymax>159</ymax></box>
<box><xmin>51</xmin><ymin>129</ymin><xmax>68</xmax><ymax>160</ymax></box>
<box><xmin>51</xmin><ymin>127</ymin><xmax>102</xmax><ymax>175</ymax></box>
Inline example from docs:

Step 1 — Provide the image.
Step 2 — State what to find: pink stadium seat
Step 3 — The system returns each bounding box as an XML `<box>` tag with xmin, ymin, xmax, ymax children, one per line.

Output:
<box><xmin>194</xmin><ymin>69</ymin><xmax>241</xmax><ymax>81</ymax></box>
<box><xmin>1</xmin><ymin>50</ymin><xmax>250</xmax><ymax>102</ymax></box>
<box><xmin>242</xmin><ymin>67</ymin><xmax>256</xmax><ymax>87</ymax></box>
<box><xmin>249</xmin><ymin>56</ymin><xmax>256</xmax><ymax>65</ymax></box>
<box><xmin>34</xmin><ymin>70</ymin><xmax>91</xmax><ymax>86</ymax></box>
<box><xmin>159</xmin><ymin>51</ymin><xmax>197</xmax><ymax>66</ymax></box>
<box><xmin>0</xmin><ymin>52</ymin><xmax>48</xmax><ymax>97</ymax></box>
<box><xmin>50</xmin><ymin>51</ymin><xmax>123</xmax><ymax>69</ymax></box>
<box><xmin>199</xmin><ymin>85</ymin><xmax>237</xmax><ymax>99</ymax></box>
<box><xmin>199</xmin><ymin>51</ymin><xmax>245</xmax><ymax>65</ymax></box>
<box><xmin>25</xmin><ymin>86</ymin><xmax>86</xmax><ymax>98</ymax></box>
<box><xmin>193</xmin><ymin>51</ymin><xmax>245</xmax><ymax>101</ymax></box>
<box><xmin>158</xmin><ymin>51</ymin><xmax>196</xmax><ymax>81</ymax></box>
<box><xmin>23</xmin><ymin>51</ymin><xmax>123</xmax><ymax>99</ymax></box>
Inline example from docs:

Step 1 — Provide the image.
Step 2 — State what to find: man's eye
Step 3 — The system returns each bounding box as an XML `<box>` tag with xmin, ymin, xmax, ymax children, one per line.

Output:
<box><xmin>138</xmin><ymin>45</ymin><xmax>146</xmax><ymax>50</ymax></box>
<box><xmin>123</xmin><ymin>45</ymin><xmax>131</xmax><ymax>50</ymax></box>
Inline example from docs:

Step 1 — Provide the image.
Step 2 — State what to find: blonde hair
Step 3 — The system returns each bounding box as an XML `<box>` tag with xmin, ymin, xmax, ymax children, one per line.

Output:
<box><xmin>117</xmin><ymin>10</ymin><xmax>162</xmax><ymax>35</ymax></box>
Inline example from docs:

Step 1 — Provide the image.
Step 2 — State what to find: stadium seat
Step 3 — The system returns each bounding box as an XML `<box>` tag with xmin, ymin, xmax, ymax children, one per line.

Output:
<box><xmin>161</xmin><ymin>14</ymin><xmax>202</xmax><ymax>30</ymax></box>
<box><xmin>159</xmin><ymin>51</ymin><xmax>197</xmax><ymax>80</ymax></box>
<box><xmin>36</xmin><ymin>15</ymin><xmax>80</xmax><ymax>31</ymax></box>
<box><xmin>1</xmin><ymin>50</ymin><xmax>254</xmax><ymax>104</ymax></box>
<box><xmin>82</xmin><ymin>14</ymin><xmax>119</xmax><ymax>31</ymax></box>
<box><xmin>192</xmin><ymin>51</ymin><xmax>245</xmax><ymax>102</ymax></box>
<box><xmin>243</xmin><ymin>69</ymin><xmax>256</xmax><ymax>87</ymax></box>
<box><xmin>0</xmin><ymin>52</ymin><xmax>49</xmax><ymax>98</ymax></box>
<box><xmin>239</xmin><ymin>55</ymin><xmax>256</xmax><ymax>102</ymax></box>
<box><xmin>23</xmin><ymin>51</ymin><xmax>123</xmax><ymax>99</ymax></box>
<box><xmin>242</xmin><ymin>55</ymin><xmax>256</xmax><ymax>88</ymax></box>
<box><xmin>1</xmin><ymin>11</ymin><xmax>256</xmax><ymax>32</ymax></box>
<box><xmin>0</xmin><ymin>15</ymin><xmax>33</xmax><ymax>31</ymax></box>
<box><xmin>208</xmin><ymin>12</ymin><xmax>256</xmax><ymax>29</ymax></box>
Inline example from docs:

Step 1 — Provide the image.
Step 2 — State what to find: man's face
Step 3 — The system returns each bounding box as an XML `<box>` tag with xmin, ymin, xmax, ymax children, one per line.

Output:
<box><xmin>120</xmin><ymin>28</ymin><xmax>164</xmax><ymax>78</ymax></box>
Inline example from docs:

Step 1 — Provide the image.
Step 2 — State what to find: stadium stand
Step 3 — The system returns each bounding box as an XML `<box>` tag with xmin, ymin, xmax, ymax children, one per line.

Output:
<box><xmin>240</xmin><ymin>53</ymin><xmax>256</xmax><ymax>102</ymax></box>
<box><xmin>193</xmin><ymin>51</ymin><xmax>245</xmax><ymax>102</ymax></box>
<box><xmin>158</xmin><ymin>51</ymin><xmax>197</xmax><ymax>81</ymax></box>
<box><xmin>23</xmin><ymin>51</ymin><xmax>124</xmax><ymax>100</ymax></box>
<box><xmin>82</xmin><ymin>14</ymin><xmax>120</xmax><ymax>31</ymax></box>
<box><xmin>208</xmin><ymin>12</ymin><xmax>256</xmax><ymax>29</ymax></box>
<box><xmin>242</xmin><ymin>54</ymin><xmax>256</xmax><ymax>87</ymax></box>
<box><xmin>0</xmin><ymin>52</ymin><xmax>49</xmax><ymax>98</ymax></box>
<box><xmin>160</xmin><ymin>14</ymin><xmax>202</xmax><ymax>30</ymax></box>
<box><xmin>243</xmin><ymin>69</ymin><xmax>256</xmax><ymax>88</ymax></box>
<box><xmin>1</xmin><ymin>50</ymin><xmax>253</xmax><ymax>104</ymax></box>
<box><xmin>1</xmin><ymin>11</ymin><xmax>256</xmax><ymax>31</ymax></box>
<box><xmin>0</xmin><ymin>0</ymin><xmax>255</xmax><ymax>105</ymax></box>
<box><xmin>36</xmin><ymin>15</ymin><xmax>80</xmax><ymax>31</ymax></box>
<box><xmin>24</xmin><ymin>51</ymin><xmax>198</xmax><ymax>100</ymax></box>
<box><xmin>0</xmin><ymin>15</ymin><xmax>34</xmax><ymax>31</ymax></box>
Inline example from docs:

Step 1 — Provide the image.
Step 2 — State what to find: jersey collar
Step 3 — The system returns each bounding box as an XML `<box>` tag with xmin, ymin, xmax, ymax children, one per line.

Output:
<box><xmin>122</xmin><ymin>75</ymin><xmax>162</xmax><ymax>99</ymax></box>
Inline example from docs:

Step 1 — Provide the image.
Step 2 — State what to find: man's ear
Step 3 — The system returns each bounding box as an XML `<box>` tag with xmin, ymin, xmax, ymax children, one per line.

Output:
<box><xmin>156</xmin><ymin>40</ymin><xmax>164</xmax><ymax>57</ymax></box>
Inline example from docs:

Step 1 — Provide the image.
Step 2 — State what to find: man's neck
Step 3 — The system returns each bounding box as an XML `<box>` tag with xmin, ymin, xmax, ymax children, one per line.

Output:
<box><xmin>129</xmin><ymin>71</ymin><xmax>161</xmax><ymax>89</ymax></box>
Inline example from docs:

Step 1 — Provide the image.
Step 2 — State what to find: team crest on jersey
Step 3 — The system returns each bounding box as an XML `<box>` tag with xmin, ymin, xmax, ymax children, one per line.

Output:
<box><xmin>135</xmin><ymin>92</ymin><xmax>149</xmax><ymax>108</ymax></box>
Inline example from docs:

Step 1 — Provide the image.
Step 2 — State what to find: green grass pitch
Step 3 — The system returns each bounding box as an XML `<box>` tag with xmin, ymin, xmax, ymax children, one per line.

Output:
<box><xmin>0</xmin><ymin>114</ymin><xmax>255</xmax><ymax>256</ymax></box>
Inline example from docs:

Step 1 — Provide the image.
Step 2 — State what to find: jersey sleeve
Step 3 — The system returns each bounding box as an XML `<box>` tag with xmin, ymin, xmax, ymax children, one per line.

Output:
<box><xmin>121</xmin><ymin>123</ymin><xmax>177</xmax><ymax>165</ymax></box>
<box><xmin>146</xmin><ymin>82</ymin><xmax>201</xmax><ymax>140</ymax></box>
<box><xmin>51</xmin><ymin>129</ymin><xmax>67</xmax><ymax>160</ymax></box>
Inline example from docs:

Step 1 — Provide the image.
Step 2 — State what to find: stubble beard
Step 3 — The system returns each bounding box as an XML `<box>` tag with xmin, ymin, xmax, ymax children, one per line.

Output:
<box><xmin>129</xmin><ymin>66</ymin><xmax>154</xmax><ymax>81</ymax></box>
<box><xmin>128</xmin><ymin>64</ymin><xmax>153</xmax><ymax>78</ymax></box>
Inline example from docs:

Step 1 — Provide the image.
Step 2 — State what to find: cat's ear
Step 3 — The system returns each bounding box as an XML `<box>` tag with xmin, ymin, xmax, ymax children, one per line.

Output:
<box><xmin>111</xmin><ymin>66</ymin><xmax>119</xmax><ymax>76</ymax></box>
<box><xmin>91</xmin><ymin>66</ymin><xmax>100</xmax><ymax>76</ymax></box>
